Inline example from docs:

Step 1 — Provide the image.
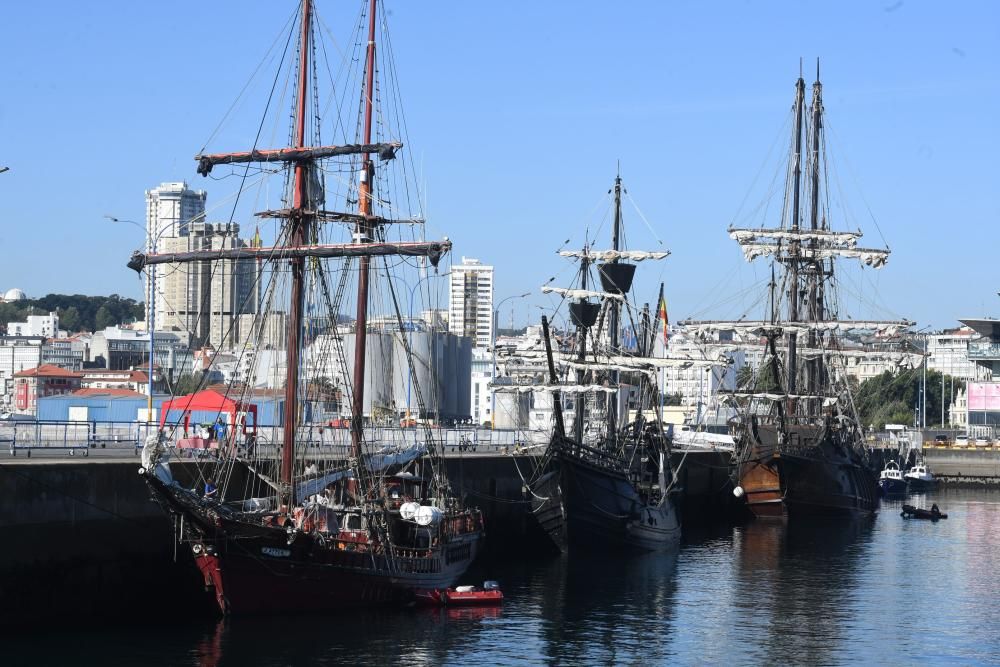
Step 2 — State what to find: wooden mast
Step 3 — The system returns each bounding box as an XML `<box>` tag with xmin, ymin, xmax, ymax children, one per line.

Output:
<box><xmin>574</xmin><ymin>250</ymin><xmax>590</xmax><ymax>445</ymax></box>
<box><xmin>786</xmin><ymin>71</ymin><xmax>806</xmax><ymax>400</ymax></box>
<box><xmin>808</xmin><ymin>62</ymin><xmax>825</xmax><ymax>398</ymax></box>
<box><xmin>350</xmin><ymin>0</ymin><xmax>379</xmax><ymax>459</ymax></box>
<box><xmin>281</xmin><ymin>0</ymin><xmax>314</xmax><ymax>507</ymax></box>
<box><xmin>607</xmin><ymin>171</ymin><xmax>623</xmax><ymax>438</ymax></box>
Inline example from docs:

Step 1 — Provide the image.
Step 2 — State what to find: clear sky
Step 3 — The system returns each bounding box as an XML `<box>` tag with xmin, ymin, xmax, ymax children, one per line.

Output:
<box><xmin>1</xmin><ymin>1</ymin><xmax>997</xmax><ymax>330</ymax></box>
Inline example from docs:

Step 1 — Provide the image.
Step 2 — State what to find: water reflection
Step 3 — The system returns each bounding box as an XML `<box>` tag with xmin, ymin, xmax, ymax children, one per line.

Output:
<box><xmin>14</xmin><ymin>490</ymin><xmax>1000</xmax><ymax>664</ymax></box>
<box><xmin>732</xmin><ymin>517</ymin><xmax>874</xmax><ymax>665</ymax></box>
<box><xmin>539</xmin><ymin>551</ymin><xmax>680</xmax><ymax>665</ymax></box>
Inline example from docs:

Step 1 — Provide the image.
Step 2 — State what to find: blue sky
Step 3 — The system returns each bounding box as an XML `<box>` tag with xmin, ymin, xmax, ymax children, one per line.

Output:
<box><xmin>1</xmin><ymin>1</ymin><xmax>997</xmax><ymax>329</ymax></box>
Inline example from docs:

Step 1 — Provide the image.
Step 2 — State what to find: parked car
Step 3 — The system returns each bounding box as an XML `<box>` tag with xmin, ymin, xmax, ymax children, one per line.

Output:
<box><xmin>956</xmin><ymin>434</ymin><xmax>970</xmax><ymax>446</ymax></box>
<box><xmin>934</xmin><ymin>435</ymin><xmax>948</xmax><ymax>445</ymax></box>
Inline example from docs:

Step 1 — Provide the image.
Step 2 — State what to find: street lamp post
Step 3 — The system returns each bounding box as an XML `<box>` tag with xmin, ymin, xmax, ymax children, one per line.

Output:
<box><xmin>107</xmin><ymin>215</ymin><xmax>169</xmax><ymax>426</ymax></box>
<box><xmin>490</xmin><ymin>292</ymin><xmax>529</xmax><ymax>429</ymax></box>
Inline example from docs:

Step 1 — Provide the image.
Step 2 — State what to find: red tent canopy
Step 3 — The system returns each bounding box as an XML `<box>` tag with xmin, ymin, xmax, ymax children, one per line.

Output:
<box><xmin>159</xmin><ymin>389</ymin><xmax>258</xmax><ymax>434</ymax></box>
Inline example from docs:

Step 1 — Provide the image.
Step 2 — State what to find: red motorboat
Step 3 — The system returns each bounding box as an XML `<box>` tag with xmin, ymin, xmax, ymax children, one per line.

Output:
<box><xmin>414</xmin><ymin>581</ymin><xmax>503</xmax><ymax>607</ymax></box>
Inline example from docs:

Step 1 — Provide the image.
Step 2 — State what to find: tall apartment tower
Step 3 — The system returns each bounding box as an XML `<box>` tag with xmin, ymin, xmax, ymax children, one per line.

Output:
<box><xmin>159</xmin><ymin>222</ymin><xmax>257</xmax><ymax>349</ymax></box>
<box><xmin>449</xmin><ymin>257</ymin><xmax>494</xmax><ymax>348</ymax></box>
<box><xmin>145</xmin><ymin>182</ymin><xmax>207</xmax><ymax>327</ymax></box>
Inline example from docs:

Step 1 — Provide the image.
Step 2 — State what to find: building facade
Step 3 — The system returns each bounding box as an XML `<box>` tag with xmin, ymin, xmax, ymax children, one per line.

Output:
<box><xmin>0</xmin><ymin>336</ymin><xmax>44</xmax><ymax>410</ymax></box>
<box><xmin>7</xmin><ymin>312</ymin><xmax>60</xmax><ymax>338</ymax></box>
<box><xmin>89</xmin><ymin>326</ymin><xmax>193</xmax><ymax>380</ymax></box>
<box><xmin>158</xmin><ymin>222</ymin><xmax>257</xmax><ymax>348</ymax></box>
<box><xmin>959</xmin><ymin>318</ymin><xmax>1000</xmax><ymax>437</ymax></box>
<box><xmin>448</xmin><ymin>257</ymin><xmax>493</xmax><ymax>349</ymax></box>
<box><xmin>145</xmin><ymin>181</ymin><xmax>208</xmax><ymax>328</ymax></box>
<box><xmin>12</xmin><ymin>364</ymin><xmax>83</xmax><ymax>415</ymax></box>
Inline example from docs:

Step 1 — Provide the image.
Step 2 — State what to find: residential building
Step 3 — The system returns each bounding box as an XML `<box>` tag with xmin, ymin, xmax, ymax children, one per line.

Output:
<box><xmin>159</xmin><ymin>222</ymin><xmax>257</xmax><ymax>348</ymax></box>
<box><xmin>927</xmin><ymin>326</ymin><xmax>990</xmax><ymax>381</ymax></box>
<box><xmin>448</xmin><ymin>257</ymin><xmax>493</xmax><ymax>348</ymax></box>
<box><xmin>79</xmin><ymin>368</ymin><xmax>152</xmax><ymax>394</ymax></box>
<box><xmin>0</xmin><ymin>336</ymin><xmax>45</xmax><ymax>409</ymax></box>
<box><xmin>471</xmin><ymin>347</ymin><xmax>492</xmax><ymax>425</ymax></box>
<box><xmin>145</xmin><ymin>181</ymin><xmax>208</xmax><ymax>327</ymax></box>
<box><xmin>12</xmin><ymin>364</ymin><xmax>83</xmax><ymax>415</ymax></box>
<box><xmin>89</xmin><ymin>326</ymin><xmax>193</xmax><ymax>380</ymax></box>
<box><xmin>7</xmin><ymin>312</ymin><xmax>61</xmax><ymax>338</ymax></box>
<box><xmin>41</xmin><ymin>337</ymin><xmax>86</xmax><ymax>371</ymax></box>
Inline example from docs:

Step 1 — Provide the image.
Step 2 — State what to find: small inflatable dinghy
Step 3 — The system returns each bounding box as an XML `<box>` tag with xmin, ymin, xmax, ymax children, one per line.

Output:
<box><xmin>901</xmin><ymin>504</ymin><xmax>947</xmax><ymax>520</ymax></box>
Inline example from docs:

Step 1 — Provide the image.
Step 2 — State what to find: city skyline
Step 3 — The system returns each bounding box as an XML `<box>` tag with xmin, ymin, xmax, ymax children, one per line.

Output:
<box><xmin>1</xmin><ymin>1</ymin><xmax>997</xmax><ymax>330</ymax></box>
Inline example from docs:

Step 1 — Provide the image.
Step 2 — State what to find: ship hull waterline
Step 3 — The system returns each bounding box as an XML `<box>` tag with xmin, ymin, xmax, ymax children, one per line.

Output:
<box><xmin>531</xmin><ymin>451</ymin><xmax>681</xmax><ymax>552</ymax></box>
<box><xmin>145</xmin><ymin>475</ymin><xmax>482</xmax><ymax>615</ymax></box>
<box><xmin>739</xmin><ymin>452</ymin><xmax>879</xmax><ymax>518</ymax></box>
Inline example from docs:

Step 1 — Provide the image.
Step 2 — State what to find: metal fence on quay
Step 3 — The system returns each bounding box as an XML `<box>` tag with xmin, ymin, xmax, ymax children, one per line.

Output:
<box><xmin>1</xmin><ymin>420</ymin><xmax>551</xmax><ymax>459</ymax></box>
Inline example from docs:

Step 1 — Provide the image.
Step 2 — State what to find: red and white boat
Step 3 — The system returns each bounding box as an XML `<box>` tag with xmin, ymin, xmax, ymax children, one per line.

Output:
<box><xmin>414</xmin><ymin>581</ymin><xmax>503</xmax><ymax>607</ymax></box>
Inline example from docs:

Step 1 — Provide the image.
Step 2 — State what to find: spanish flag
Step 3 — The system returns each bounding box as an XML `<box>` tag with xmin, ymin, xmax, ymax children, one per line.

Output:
<box><xmin>657</xmin><ymin>289</ymin><xmax>669</xmax><ymax>347</ymax></box>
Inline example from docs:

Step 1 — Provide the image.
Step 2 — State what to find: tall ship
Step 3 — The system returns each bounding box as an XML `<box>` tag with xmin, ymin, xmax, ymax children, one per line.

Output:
<box><xmin>686</xmin><ymin>65</ymin><xmax>913</xmax><ymax>518</ymax></box>
<box><xmin>132</xmin><ymin>0</ymin><xmax>482</xmax><ymax>613</ymax></box>
<box><xmin>520</xmin><ymin>173</ymin><xmax>716</xmax><ymax>550</ymax></box>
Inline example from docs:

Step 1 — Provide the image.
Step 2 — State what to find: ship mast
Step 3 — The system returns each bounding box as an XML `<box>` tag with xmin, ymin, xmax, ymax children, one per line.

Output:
<box><xmin>574</xmin><ymin>251</ymin><xmax>590</xmax><ymax>445</ymax></box>
<box><xmin>281</xmin><ymin>0</ymin><xmax>315</xmax><ymax>507</ymax></box>
<box><xmin>607</xmin><ymin>171</ymin><xmax>623</xmax><ymax>438</ymax></box>
<box><xmin>350</xmin><ymin>0</ymin><xmax>379</xmax><ymax>460</ymax></box>
<box><xmin>807</xmin><ymin>62</ymin><xmax>825</xmax><ymax>397</ymax></box>
<box><xmin>785</xmin><ymin>71</ymin><xmax>806</xmax><ymax>401</ymax></box>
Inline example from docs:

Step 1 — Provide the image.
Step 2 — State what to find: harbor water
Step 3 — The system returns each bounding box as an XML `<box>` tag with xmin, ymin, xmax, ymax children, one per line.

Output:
<box><xmin>7</xmin><ymin>488</ymin><xmax>1000</xmax><ymax>665</ymax></box>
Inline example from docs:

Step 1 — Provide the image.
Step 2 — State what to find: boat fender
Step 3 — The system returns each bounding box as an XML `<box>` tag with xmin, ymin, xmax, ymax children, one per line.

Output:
<box><xmin>138</xmin><ymin>467</ymin><xmax>146</xmax><ymax>475</ymax></box>
<box><xmin>733</xmin><ymin>486</ymin><xmax>745</xmax><ymax>499</ymax></box>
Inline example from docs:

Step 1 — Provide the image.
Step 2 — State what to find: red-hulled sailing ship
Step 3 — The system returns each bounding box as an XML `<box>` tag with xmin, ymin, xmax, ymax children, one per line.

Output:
<box><xmin>133</xmin><ymin>0</ymin><xmax>482</xmax><ymax>614</ymax></box>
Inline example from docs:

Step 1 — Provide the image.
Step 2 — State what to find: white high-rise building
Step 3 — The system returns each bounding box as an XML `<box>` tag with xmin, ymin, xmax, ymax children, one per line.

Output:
<box><xmin>145</xmin><ymin>181</ymin><xmax>207</xmax><ymax>327</ymax></box>
<box><xmin>449</xmin><ymin>257</ymin><xmax>494</xmax><ymax>349</ymax></box>
<box><xmin>159</xmin><ymin>222</ymin><xmax>257</xmax><ymax>349</ymax></box>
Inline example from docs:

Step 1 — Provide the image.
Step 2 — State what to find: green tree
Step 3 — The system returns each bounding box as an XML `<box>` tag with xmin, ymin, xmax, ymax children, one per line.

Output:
<box><xmin>94</xmin><ymin>305</ymin><xmax>116</xmax><ymax>331</ymax></box>
<box><xmin>854</xmin><ymin>369</ymin><xmax>965</xmax><ymax>429</ymax></box>
<box><xmin>170</xmin><ymin>373</ymin><xmax>205</xmax><ymax>396</ymax></box>
<box><xmin>59</xmin><ymin>306</ymin><xmax>81</xmax><ymax>332</ymax></box>
<box><xmin>738</xmin><ymin>362</ymin><xmax>781</xmax><ymax>392</ymax></box>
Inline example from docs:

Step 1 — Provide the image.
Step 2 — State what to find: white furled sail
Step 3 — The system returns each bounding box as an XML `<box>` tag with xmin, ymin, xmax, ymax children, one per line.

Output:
<box><xmin>558</xmin><ymin>249</ymin><xmax>670</xmax><ymax>262</ymax></box>
<box><xmin>734</xmin><ymin>242</ymin><xmax>889</xmax><ymax>268</ymax></box>
<box><xmin>541</xmin><ymin>286</ymin><xmax>624</xmax><ymax>301</ymax></box>
<box><xmin>681</xmin><ymin>320</ymin><xmax>913</xmax><ymax>337</ymax></box>
<box><xmin>728</xmin><ymin>227</ymin><xmax>864</xmax><ymax>246</ymax></box>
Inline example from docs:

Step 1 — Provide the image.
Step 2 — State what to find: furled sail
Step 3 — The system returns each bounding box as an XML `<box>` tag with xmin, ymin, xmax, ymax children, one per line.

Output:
<box><xmin>719</xmin><ymin>391</ymin><xmax>839</xmax><ymax>407</ymax></box>
<box><xmin>680</xmin><ymin>319</ymin><xmax>913</xmax><ymax>337</ymax></box>
<box><xmin>491</xmin><ymin>384</ymin><xmax>618</xmax><ymax>395</ymax></box>
<box><xmin>728</xmin><ymin>227</ymin><xmax>864</xmax><ymax>247</ymax></box>
<box><xmin>558</xmin><ymin>249</ymin><xmax>670</xmax><ymax>262</ymax></box>
<box><xmin>541</xmin><ymin>286</ymin><xmax>624</xmax><ymax>301</ymax></box>
<box><xmin>735</xmin><ymin>243</ymin><xmax>890</xmax><ymax>268</ymax></box>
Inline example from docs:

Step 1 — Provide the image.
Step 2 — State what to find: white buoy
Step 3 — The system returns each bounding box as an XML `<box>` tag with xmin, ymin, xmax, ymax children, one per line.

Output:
<box><xmin>415</xmin><ymin>505</ymin><xmax>444</xmax><ymax>526</ymax></box>
<box><xmin>733</xmin><ymin>485</ymin><xmax>745</xmax><ymax>499</ymax></box>
<box><xmin>400</xmin><ymin>502</ymin><xmax>420</xmax><ymax>521</ymax></box>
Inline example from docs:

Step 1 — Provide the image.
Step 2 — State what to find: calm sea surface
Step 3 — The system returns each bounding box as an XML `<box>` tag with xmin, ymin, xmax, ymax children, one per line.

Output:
<box><xmin>9</xmin><ymin>488</ymin><xmax>1000</xmax><ymax>666</ymax></box>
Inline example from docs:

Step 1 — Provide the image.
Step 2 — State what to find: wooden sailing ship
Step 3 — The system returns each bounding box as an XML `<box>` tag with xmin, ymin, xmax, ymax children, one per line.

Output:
<box><xmin>522</xmin><ymin>173</ymin><xmax>715</xmax><ymax>550</ymax></box>
<box><xmin>133</xmin><ymin>0</ymin><xmax>482</xmax><ymax>614</ymax></box>
<box><xmin>694</xmin><ymin>65</ymin><xmax>913</xmax><ymax>518</ymax></box>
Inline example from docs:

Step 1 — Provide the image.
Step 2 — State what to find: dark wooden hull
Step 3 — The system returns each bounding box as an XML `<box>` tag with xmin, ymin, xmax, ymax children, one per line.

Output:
<box><xmin>529</xmin><ymin>440</ymin><xmax>680</xmax><ymax>551</ymax></box>
<box><xmin>738</xmin><ymin>423</ymin><xmax>879</xmax><ymax>518</ymax></box>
